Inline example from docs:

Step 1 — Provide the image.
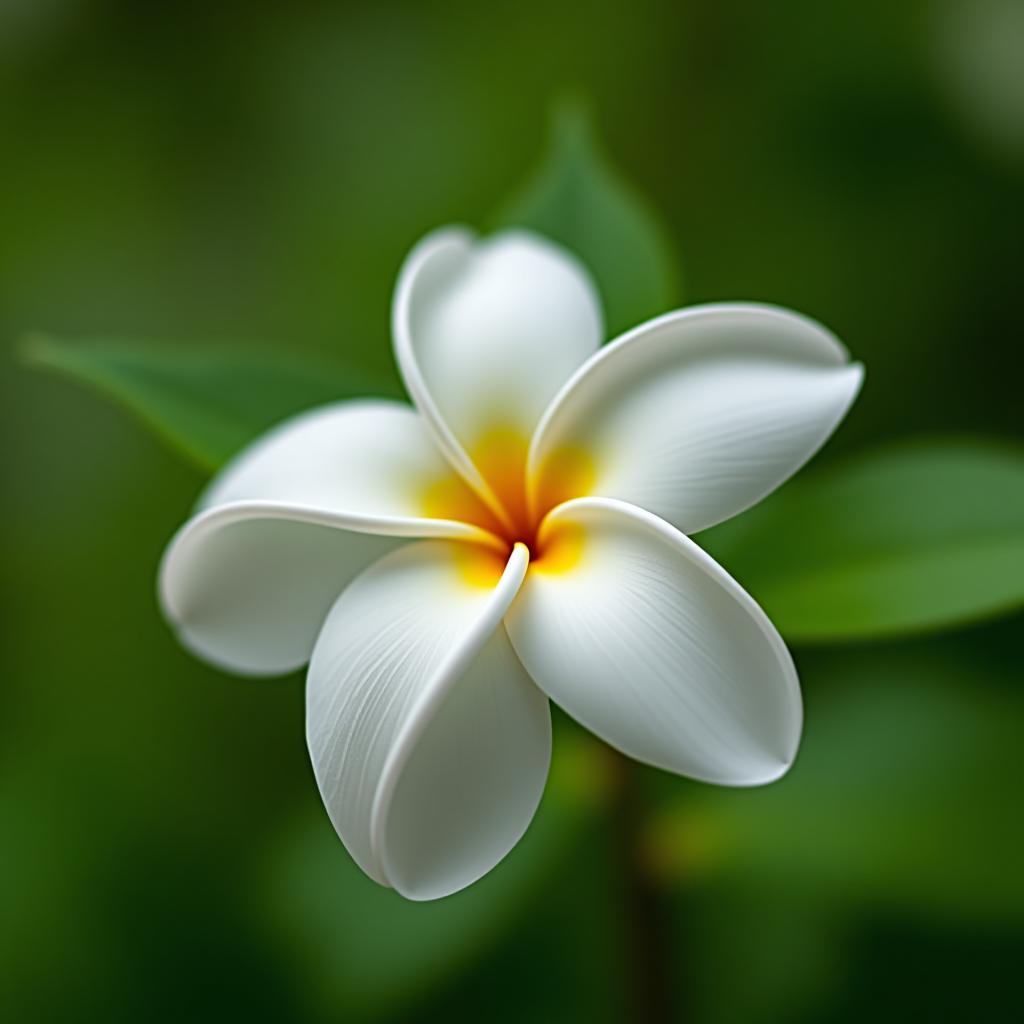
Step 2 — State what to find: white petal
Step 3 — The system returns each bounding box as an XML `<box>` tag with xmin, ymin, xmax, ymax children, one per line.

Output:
<box><xmin>160</xmin><ymin>507</ymin><xmax>396</xmax><ymax>676</ymax></box>
<box><xmin>160</xmin><ymin>400</ymin><xmax>504</xmax><ymax>676</ymax></box>
<box><xmin>505</xmin><ymin>497</ymin><xmax>801</xmax><ymax>785</ymax></box>
<box><xmin>306</xmin><ymin>540</ymin><xmax>550</xmax><ymax>900</ymax></box>
<box><xmin>393</xmin><ymin>227</ymin><xmax>602</xmax><ymax>519</ymax></box>
<box><xmin>528</xmin><ymin>303</ymin><xmax>864</xmax><ymax>534</ymax></box>
<box><xmin>199</xmin><ymin>398</ymin><xmax>499</xmax><ymax>533</ymax></box>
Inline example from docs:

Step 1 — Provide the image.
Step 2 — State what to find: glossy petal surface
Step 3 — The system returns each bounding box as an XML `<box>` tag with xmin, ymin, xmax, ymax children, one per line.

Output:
<box><xmin>394</xmin><ymin>228</ymin><xmax>602</xmax><ymax>521</ymax></box>
<box><xmin>507</xmin><ymin>498</ymin><xmax>802</xmax><ymax>785</ymax></box>
<box><xmin>530</xmin><ymin>304</ymin><xmax>863</xmax><ymax>533</ymax></box>
<box><xmin>307</xmin><ymin>541</ymin><xmax>551</xmax><ymax>899</ymax></box>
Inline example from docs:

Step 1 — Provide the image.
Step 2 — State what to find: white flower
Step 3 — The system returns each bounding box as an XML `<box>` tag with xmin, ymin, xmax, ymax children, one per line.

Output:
<box><xmin>159</xmin><ymin>227</ymin><xmax>863</xmax><ymax>900</ymax></box>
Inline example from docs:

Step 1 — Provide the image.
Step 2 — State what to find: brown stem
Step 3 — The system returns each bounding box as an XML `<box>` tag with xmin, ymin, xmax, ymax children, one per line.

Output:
<box><xmin>608</xmin><ymin>749</ymin><xmax>678</xmax><ymax>1023</ymax></box>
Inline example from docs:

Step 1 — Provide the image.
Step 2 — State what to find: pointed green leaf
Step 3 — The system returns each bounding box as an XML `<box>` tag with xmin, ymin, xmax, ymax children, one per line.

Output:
<box><xmin>493</xmin><ymin>102</ymin><xmax>682</xmax><ymax>337</ymax></box>
<box><xmin>24</xmin><ymin>334</ymin><xmax>401</xmax><ymax>471</ymax></box>
<box><xmin>700</xmin><ymin>437</ymin><xmax>1024</xmax><ymax>642</ymax></box>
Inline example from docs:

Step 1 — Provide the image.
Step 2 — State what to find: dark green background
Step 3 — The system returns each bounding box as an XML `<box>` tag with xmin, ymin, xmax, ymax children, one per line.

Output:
<box><xmin>2</xmin><ymin>1</ymin><xmax>1022</xmax><ymax>1021</ymax></box>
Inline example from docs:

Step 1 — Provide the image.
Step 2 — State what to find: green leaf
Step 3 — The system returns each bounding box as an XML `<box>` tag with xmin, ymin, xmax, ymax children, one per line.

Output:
<box><xmin>262</xmin><ymin>732</ymin><xmax>607</xmax><ymax>1018</ymax></box>
<box><xmin>493</xmin><ymin>101</ymin><xmax>682</xmax><ymax>337</ymax></box>
<box><xmin>651</xmin><ymin>643</ymin><xmax>1024</xmax><ymax>923</ymax></box>
<box><xmin>24</xmin><ymin>334</ymin><xmax>401</xmax><ymax>471</ymax></box>
<box><xmin>699</xmin><ymin>437</ymin><xmax>1024</xmax><ymax>642</ymax></box>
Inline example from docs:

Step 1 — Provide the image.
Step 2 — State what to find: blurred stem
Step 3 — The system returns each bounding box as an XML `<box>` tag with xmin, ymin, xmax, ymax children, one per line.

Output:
<box><xmin>608</xmin><ymin>749</ymin><xmax>677</xmax><ymax>1023</ymax></box>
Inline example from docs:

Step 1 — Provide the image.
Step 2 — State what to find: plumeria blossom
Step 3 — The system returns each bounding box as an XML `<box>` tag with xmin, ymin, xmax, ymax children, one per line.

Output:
<box><xmin>159</xmin><ymin>227</ymin><xmax>863</xmax><ymax>900</ymax></box>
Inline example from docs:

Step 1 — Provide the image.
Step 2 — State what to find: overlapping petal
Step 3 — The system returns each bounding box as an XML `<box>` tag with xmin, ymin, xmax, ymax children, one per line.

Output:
<box><xmin>198</xmin><ymin>399</ymin><xmax>496</xmax><ymax>529</ymax></box>
<box><xmin>528</xmin><ymin>304</ymin><xmax>864</xmax><ymax>534</ymax></box>
<box><xmin>393</xmin><ymin>227</ymin><xmax>602</xmax><ymax>524</ymax></box>
<box><xmin>505</xmin><ymin>497</ymin><xmax>802</xmax><ymax>785</ymax></box>
<box><xmin>160</xmin><ymin>401</ymin><xmax>500</xmax><ymax>676</ymax></box>
<box><xmin>306</xmin><ymin>540</ymin><xmax>551</xmax><ymax>900</ymax></box>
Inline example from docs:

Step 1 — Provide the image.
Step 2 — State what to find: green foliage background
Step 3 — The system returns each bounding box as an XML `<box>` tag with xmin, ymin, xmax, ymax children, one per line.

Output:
<box><xmin>2</xmin><ymin>1</ymin><xmax>1022</xmax><ymax>1021</ymax></box>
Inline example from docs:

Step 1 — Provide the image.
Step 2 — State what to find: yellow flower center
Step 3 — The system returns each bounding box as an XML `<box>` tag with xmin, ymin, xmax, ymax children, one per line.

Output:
<box><xmin>421</xmin><ymin>422</ymin><xmax>595</xmax><ymax>581</ymax></box>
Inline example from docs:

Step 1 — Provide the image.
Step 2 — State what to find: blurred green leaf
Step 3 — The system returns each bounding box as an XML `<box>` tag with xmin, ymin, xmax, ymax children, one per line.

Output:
<box><xmin>651</xmin><ymin>643</ymin><xmax>1024</xmax><ymax>922</ymax></box>
<box><xmin>700</xmin><ymin>437</ymin><xmax>1024</xmax><ymax>642</ymax></box>
<box><xmin>263</xmin><ymin>733</ymin><xmax>606</xmax><ymax>1019</ymax></box>
<box><xmin>24</xmin><ymin>334</ymin><xmax>401</xmax><ymax>471</ymax></box>
<box><xmin>493</xmin><ymin>101</ymin><xmax>681</xmax><ymax>337</ymax></box>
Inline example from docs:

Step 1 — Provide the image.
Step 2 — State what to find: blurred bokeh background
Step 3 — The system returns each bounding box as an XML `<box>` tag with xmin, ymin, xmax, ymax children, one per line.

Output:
<box><xmin>2</xmin><ymin>1</ymin><xmax>1022</xmax><ymax>1021</ymax></box>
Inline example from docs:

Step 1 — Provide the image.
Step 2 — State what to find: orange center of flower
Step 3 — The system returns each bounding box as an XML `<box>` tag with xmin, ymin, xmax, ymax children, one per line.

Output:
<box><xmin>421</xmin><ymin>423</ymin><xmax>595</xmax><ymax>580</ymax></box>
